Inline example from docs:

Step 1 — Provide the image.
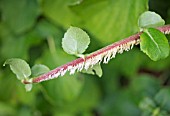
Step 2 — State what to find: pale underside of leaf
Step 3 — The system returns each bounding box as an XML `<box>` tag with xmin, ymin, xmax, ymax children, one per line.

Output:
<box><xmin>81</xmin><ymin>63</ymin><xmax>103</xmax><ymax>77</ymax></box>
<box><xmin>43</xmin><ymin>0</ymin><xmax>148</xmax><ymax>44</ymax></box>
<box><xmin>62</xmin><ymin>26</ymin><xmax>90</xmax><ymax>55</ymax></box>
<box><xmin>31</xmin><ymin>37</ymin><xmax>140</xmax><ymax>83</ymax></box>
<box><xmin>138</xmin><ymin>11</ymin><xmax>165</xmax><ymax>29</ymax></box>
<box><xmin>4</xmin><ymin>58</ymin><xmax>31</xmax><ymax>80</ymax></box>
<box><xmin>31</xmin><ymin>64</ymin><xmax>50</xmax><ymax>77</ymax></box>
<box><xmin>23</xmin><ymin>25</ymin><xmax>170</xmax><ymax>84</ymax></box>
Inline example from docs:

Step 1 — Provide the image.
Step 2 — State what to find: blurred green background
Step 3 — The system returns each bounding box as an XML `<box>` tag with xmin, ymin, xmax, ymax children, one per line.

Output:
<box><xmin>0</xmin><ymin>0</ymin><xmax>170</xmax><ymax>116</ymax></box>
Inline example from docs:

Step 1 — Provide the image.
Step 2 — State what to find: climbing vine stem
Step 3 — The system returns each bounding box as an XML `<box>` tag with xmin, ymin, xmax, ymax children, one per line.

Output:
<box><xmin>23</xmin><ymin>25</ymin><xmax>170</xmax><ymax>84</ymax></box>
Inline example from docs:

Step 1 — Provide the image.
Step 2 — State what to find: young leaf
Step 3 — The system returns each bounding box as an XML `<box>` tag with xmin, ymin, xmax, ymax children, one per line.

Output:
<box><xmin>81</xmin><ymin>64</ymin><xmax>103</xmax><ymax>77</ymax></box>
<box><xmin>138</xmin><ymin>11</ymin><xmax>165</xmax><ymax>29</ymax></box>
<box><xmin>62</xmin><ymin>26</ymin><xmax>90</xmax><ymax>55</ymax></box>
<box><xmin>31</xmin><ymin>64</ymin><xmax>50</xmax><ymax>77</ymax></box>
<box><xmin>3</xmin><ymin>58</ymin><xmax>31</xmax><ymax>80</ymax></box>
<box><xmin>140</xmin><ymin>28</ymin><xmax>169</xmax><ymax>61</ymax></box>
<box><xmin>25</xmin><ymin>84</ymin><xmax>33</xmax><ymax>92</ymax></box>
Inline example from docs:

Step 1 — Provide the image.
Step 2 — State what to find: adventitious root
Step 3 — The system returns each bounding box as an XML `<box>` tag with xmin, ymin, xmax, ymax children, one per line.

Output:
<box><xmin>23</xmin><ymin>25</ymin><xmax>170</xmax><ymax>84</ymax></box>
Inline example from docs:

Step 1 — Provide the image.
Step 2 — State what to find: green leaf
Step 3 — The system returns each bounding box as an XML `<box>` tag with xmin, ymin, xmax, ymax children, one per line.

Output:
<box><xmin>130</xmin><ymin>74</ymin><xmax>161</xmax><ymax>102</ymax></box>
<box><xmin>35</xmin><ymin>19</ymin><xmax>63</xmax><ymax>40</ymax></box>
<box><xmin>51</xmin><ymin>76</ymin><xmax>101</xmax><ymax>114</ymax></box>
<box><xmin>0</xmin><ymin>28</ymin><xmax>42</xmax><ymax>60</ymax></box>
<box><xmin>99</xmin><ymin>90</ymin><xmax>140</xmax><ymax>116</ymax></box>
<box><xmin>37</xmin><ymin>45</ymin><xmax>84</xmax><ymax>105</ymax></box>
<box><xmin>31</xmin><ymin>64</ymin><xmax>50</xmax><ymax>77</ymax></box>
<box><xmin>43</xmin><ymin>0</ymin><xmax>148</xmax><ymax>44</ymax></box>
<box><xmin>42</xmin><ymin>0</ymin><xmax>81</xmax><ymax>28</ymax></box>
<box><xmin>62</xmin><ymin>26</ymin><xmax>90</xmax><ymax>55</ymax></box>
<box><xmin>138</xmin><ymin>11</ymin><xmax>165</xmax><ymax>29</ymax></box>
<box><xmin>0</xmin><ymin>0</ymin><xmax>40</xmax><ymax>34</ymax></box>
<box><xmin>111</xmin><ymin>48</ymin><xmax>142</xmax><ymax>77</ymax></box>
<box><xmin>140</xmin><ymin>28</ymin><xmax>169</xmax><ymax>61</ymax></box>
<box><xmin>139</xmin><ymin>97</ymin><xmax>156</xmax><ymax>113</ymax></box>
<box><xmin>154</xmin><ymin>88</ymin><xmax>170</xmax><ymax>112</ymax></box>
<box><xmin>41</xmin><ymin>74</ymin><xmax>84</xmax><ymax>106</ymax></box>
<box><xmin>82</xmin><ymin>63</ymin><xmax>103</xmax><ymax>77</ymax></box>
<box><xmin>74</xmin><ymin>77</ymin><xmax>101</xmax><ymax>111</ymax></box>
<box><xmin>71</xmin><ymin>0</ymin><xmax>148</xmax><ymax>44</ymax></box>
<box><xmin>3</xmin><ymin>58</ymin><xmax>31</xmax><ymax>80</ymax></box>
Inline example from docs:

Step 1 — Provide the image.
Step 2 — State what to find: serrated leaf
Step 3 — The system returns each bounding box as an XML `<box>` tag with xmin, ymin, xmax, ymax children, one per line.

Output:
<box><xmin>138</xmin><ymin>11</ymin><xmax>165</xmax><ymax>29</ymax></box>
<box><xmin>3</xmin><ymin>58</ymin><xmax>31</xmax><ymax>80</ymax></box>
<box><xmin>140</xmin><ymin>28</ymin><xmax>169</xmax><ymax>61</ymax></box>
<box><xmin>82</xmin><ymin>64</ymin><xmax>103</xmax><ymax>77</ymax></box>
<box><xmin>62</xmin><ymin>26</ymin><xmax>90</xmax><ymax>55</ymax></box>
<box><xmin>31</xmin><ymin>64</ymin><xmax>50</xmax><ymax>77</ymax></box>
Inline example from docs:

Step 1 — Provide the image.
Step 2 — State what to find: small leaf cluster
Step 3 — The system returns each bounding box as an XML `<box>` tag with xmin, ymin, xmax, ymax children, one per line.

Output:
<box><xmin>1</xmin><ymin>0</ymin><xmax>170</xmax><ymax>115</ymax></box>
<box><xmin>138</xmin><ymin>11</ymin><xmax>169</xmax><ymax>61</ymax></box>
<box><xmin>62</xmin><ymin>26</ymin><xmax>103</xmax><ymax>77</ymax></box>
<box><xmin>4</xmin><ymin>58</ymin><xmax>50</xmax><ymax>91</ymax></box>
<box><xmin>139</xmin><ymin>88</ymin><xmax>170</xmax><ymax>116</ymax></box>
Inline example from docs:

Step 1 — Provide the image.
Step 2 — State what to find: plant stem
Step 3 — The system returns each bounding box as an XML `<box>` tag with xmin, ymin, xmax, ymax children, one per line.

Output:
<box><xmin>47</xmin><ymin>36</ymin><xmax>58</xmax><ymax>64</ymax></box>
<box><xmin>23</xmin><ymin>25</ymin><xmax>170</xmax><ymax>84</ymax></box>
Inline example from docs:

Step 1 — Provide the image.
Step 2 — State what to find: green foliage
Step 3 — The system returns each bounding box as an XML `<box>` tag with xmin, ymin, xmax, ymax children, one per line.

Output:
<box><xmin>3</xmin><ymin>59</ymin><xmax>51</xmax><ymax>92</ymax></box>
<box><xmin>43</xmin><ymin>0</ymin><xmax>148</xmax><ymax>44</ymax></box>
<box><xmin>62</xmin><ymin>26</ymin><xmax>90</xmax><ymax>55</ymax></box>
<box><xmin>62</xmin><ymin>26</ymin><xmax>103</xmax><ymax>77</ymax></box>
<box><xmin>0</xmin><ymin>0</ymin><xmax>40</xmax><ymax>34</ymax></box>
<box><xmin>41</xmin><ymin>74</ymin><xmax>84</xmax><ymax>106</ymax></box>
<box><xmin>138</xmin><ymin>11</ymin><xmax>165</xmax><ymax>29</ymax></box>
<box><xmin>82</xmin><ymin>63</ymin><xmax>103</xmax><ymax>77</ymax></box>
<box><xmin>25</xmin><ymin>84</ymin><xmax>33</xmax><ymax>92</ymax></box>
<box><xmin>139</xmin><ymin>88</ymin><xmax>170</xmax><ymax>116</ymax></box>
<box><xmin>155</xmin><ymin>88</ymin><xmax>170</xmax><ymax>111</ymax></box>
<box><xmin>3</xmin><ymin>58</ymin><xmax>31</xmax><ymax>80</ymax></box>
<box><xmin>138</xmin><ymin>11</ymin><xmax>169</xmax><ymax>61</ymax></box>
<box><xmin>140</xmin><ymin>28</ymin><xmax>169</xmax><ymax>61</ymax></box>
<box><xmin>31</xmin><ymin>64</ymin><xmax>50</xmax><ymax>77</ymax></box>
<box><xmin>1</xmin><ymin>0</ymin><xmax>170</xmax><ymax>116</ymax></box>
<box><xmin>3</xmin><ymin>58</ymin><xmax>35</xmax><ymax>91</ymax></box>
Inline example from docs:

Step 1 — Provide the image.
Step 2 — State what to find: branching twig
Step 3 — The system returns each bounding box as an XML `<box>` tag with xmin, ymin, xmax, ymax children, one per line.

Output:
<box><xmin>23</xmin><ymin>25</ymin><xmax>170</xmax><ymax>84</ymax></box>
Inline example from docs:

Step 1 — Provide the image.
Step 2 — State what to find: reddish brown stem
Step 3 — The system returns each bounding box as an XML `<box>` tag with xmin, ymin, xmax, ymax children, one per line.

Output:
<box><xmin>23</xmin><ymin>25</ymin><xmax>170</xmax><ymax>84</ymax></box>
